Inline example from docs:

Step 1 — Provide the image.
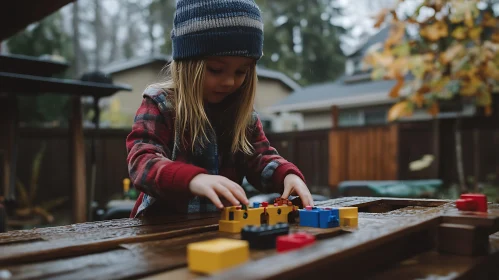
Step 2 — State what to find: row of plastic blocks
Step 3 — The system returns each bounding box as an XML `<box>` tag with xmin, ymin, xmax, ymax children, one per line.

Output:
<box><xmin>218</xmin><ymin>202</ymin><xmax>295</xmax><ymax>233</ymax></box>
<box><xmin>299</xmin><ymin>206</ymin><xmax>358</xmax><ymax>228</ymax></box>
<box><xmin>188</xmin><ymin>231</ymin><xmax>317</xmax><ymax>275</ymax></box>
<box><xmin>455</xmin><ymin>193</ymin><xmax>487</xmax><ymax>212</ymax></box>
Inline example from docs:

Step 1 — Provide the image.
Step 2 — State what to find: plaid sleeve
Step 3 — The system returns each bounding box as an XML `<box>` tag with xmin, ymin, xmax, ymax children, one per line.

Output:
<box><xmin>244</xmin><ymin>111</ymin><xmax>305</xmax><ymax>194</ymax></box>
<box><xmin>126</xmin><ymin>93</ymin><xmax>207</xmax><ymax>201</ymax></box>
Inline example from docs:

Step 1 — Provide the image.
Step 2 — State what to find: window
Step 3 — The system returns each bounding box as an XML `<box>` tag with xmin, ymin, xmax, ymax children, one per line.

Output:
<box><xmin>365</xmin><ymin>109</ymin><xmax>387</xmax><ymax>125</ymax></box>
<box><xmin>338</xmin><ymin>110</ymin><xmax>363</xmax><ymax>127</ymax></box>
<box><xmin>262</xmin><ymin>120</ymin><xmax>272</xmax><ymax>131</ymax></box>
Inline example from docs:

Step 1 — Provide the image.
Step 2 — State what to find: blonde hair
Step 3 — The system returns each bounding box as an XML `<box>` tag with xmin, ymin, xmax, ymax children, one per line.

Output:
<box><xmin>151</xmin><ymin>59</ymin><xmax>257</xmax><ymax>155</ymax></box>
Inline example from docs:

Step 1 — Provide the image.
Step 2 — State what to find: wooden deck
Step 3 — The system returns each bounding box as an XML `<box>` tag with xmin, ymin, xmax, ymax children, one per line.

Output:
<box><xmin>0</xmin><ymin>197</ymin><xmax>498</xmax><ymax>279</ymax></box>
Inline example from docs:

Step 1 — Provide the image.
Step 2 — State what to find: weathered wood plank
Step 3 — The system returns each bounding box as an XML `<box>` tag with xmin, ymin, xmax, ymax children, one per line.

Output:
<box><xmin>370</xmin><ymin>232</ymin><xmax>499</xmax><ymax>280</ymax></box>
<box><xmin>0</xmin><ymin>213</ymin><xmax>218</xmax><ymax>245</ymax></box>
<box><xmin>3</xmin><ymin>249</ymin><xmax>135</xmax><ymax>280</ymax></box>
<box><xmin>0</xmin><ymin>218</ymin><xmax>219</xmax><ymax>265</ymax></box>
<box><xmin>3</xmin><ymin>197</ymin><xmax>499</xmax><ymax>280</ymax></box>
<box><xmin>1</xmin><ymin>223</ymin><xmax>346</xmax><ymax>280</ymax></box>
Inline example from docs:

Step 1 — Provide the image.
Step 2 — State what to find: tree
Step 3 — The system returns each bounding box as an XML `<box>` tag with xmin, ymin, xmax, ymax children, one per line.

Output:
<box><xmin>256</xmin><ymin>0</ymin><xmax>346</xmax><ymax>85</ymax></box>
<box><xmin>7</xmin><ymin>12</ymin><xmax>73</xmax><ymax>61</ymax></box>
<box><xmin>149</xmin><ymin>0</ymin><xmax>176</xmax><ymax>55</ymax></box>
<box><xmin>364</xmin><ymin>0</ymin><xmax>499</xmax><ymax>120</ymax></box>
<box><xmin>7</xmin><ymin>11</ymin><xmax>74</xmax><ymax>126</ymax></box>
<box><xmin>364</xmin><ymin>0</ymin><xmax>499</xmax><ymax>192</ymax></box>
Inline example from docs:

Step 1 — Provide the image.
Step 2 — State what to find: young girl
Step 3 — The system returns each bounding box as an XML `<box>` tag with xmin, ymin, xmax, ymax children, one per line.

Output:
<box><xmin>126</xmin><ymin>0</ymin><xmax>314</xmax><ymax>218</ymax></box>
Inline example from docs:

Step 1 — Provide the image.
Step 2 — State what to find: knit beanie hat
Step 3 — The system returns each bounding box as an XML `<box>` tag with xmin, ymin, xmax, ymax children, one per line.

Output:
<box><xmin>171</xmin><ymin>0</ymin><xmax>264</xmax><ymax>61</ymax></box>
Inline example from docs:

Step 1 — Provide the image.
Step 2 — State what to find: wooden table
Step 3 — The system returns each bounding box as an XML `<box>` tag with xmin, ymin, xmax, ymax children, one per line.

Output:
<box><xmin>1</xmin><ymin>197</ymin><xmax>498</xmax><ymax>279</ymax></box>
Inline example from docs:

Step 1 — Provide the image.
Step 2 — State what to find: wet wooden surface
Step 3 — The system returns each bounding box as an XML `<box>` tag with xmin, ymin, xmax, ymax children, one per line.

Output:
<box><xmin>0</xmin><ymin>197</ymin><xmax>498</xmax><ymax>280</ymax></box>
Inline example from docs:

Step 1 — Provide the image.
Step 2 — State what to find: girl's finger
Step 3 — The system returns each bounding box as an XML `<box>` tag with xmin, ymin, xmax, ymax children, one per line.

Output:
<box><xmin>204</xmin><ymin>188</ymin><xmax>224</xmax><ymax>209</ymax></box>
<box><xmin>229</xmin><ymin>181</ymin><xmax>249</xmax><ymax>205</ymax></box>
<box><xmin>281</xmin><ymin>185</ymin><xmax>293</xmax><ymax>199</ymax></box>
<box><xmin>215</xmin><ymin>184</ymin><xmax>240</xmax><ymax>206</ymax></box>
<box><xmin>297</xmin><ymin>188</ymin><xmax>314</xmax><ymax>207</ymax></box>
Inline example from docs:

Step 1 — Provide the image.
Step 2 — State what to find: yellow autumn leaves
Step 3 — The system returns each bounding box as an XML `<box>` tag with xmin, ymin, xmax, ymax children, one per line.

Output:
<box><xmin>364</xmin><ymin>0</ymin><xmax>499</xmax><ymax>122</ymax></box>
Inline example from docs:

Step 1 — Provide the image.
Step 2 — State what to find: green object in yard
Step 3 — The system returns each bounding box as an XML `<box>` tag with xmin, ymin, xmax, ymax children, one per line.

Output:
<box><xmin>128</xmin><ymin>188</ymin><xmax>138</xmax><ymax>200</ymax></box>
<box><xmin>338</xmin><ymin>180</ymin><xmax>443</xmax><ymax>198</ymax></box>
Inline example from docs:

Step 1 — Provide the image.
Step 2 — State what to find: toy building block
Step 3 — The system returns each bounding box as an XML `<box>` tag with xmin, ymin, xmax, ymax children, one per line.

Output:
<box><xmin>276</xmin><ymin>233</ymin><xmax>316</xmax><ymax>253</ymax></box>
<box><xmin>299</xmin><ymin>206</ymin><xmax>320</xmax><ymax>227</ymax></box>
<box><xmin>219</xmin><ymin>202</ymin><xmax>297</xmax><ymax>233</ymax></box>
<box><xmin>339</xmin><ymin>207</ymin><xmax>358</xmax><ymax>227</ymax></box>
<box><xmin>241</xmin><ymin>223</ymin><xmax>290</xmax><ymax>249</ymax></box>
<box><xmin>319</xmin><ymin>208</ymin><xmax>339</xmax><ymax>228</ymax></box>
<box><xmin>187</xmin><ymin>238</ymin><xmax>249</xmax><ymax>274</ymax></box>
<box><xmin>456</xmin><ymin>194</ymin><xmax>487</xmax><ymax>212</ymax></box>
<box><xmin>299</xmin><ymin>206</ymin><xmax>340</xmax><ymax>228</ymax></box>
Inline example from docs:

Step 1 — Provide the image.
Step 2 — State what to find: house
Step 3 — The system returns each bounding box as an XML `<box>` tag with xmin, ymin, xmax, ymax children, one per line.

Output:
<box><xmin>99</xmin><ymin>55</ymin><xmax>300</xmax><ymax>130</ymax></box>
<box><xmin>267</xmin><ymin>26</ymin><xmax>477</xmax><ymax>131</ymax></box>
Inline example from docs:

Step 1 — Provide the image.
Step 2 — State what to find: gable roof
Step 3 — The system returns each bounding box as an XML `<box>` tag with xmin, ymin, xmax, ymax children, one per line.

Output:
<box><xmin>101</xmin><ymin>55</ymin><xmax>301</xmax><ymax>92</ymax></box>
<box><xmin>347</xmin><ymin>25</ymin><xmax>390</xmax><ymax>58</ymax></box>
<box><xmin>255</xmin><ymin>67</ymin><xmax>301</xmax><ymax>91</ymax></box>
<box><xmin>267</xmin><ymin>25</ymin><xmax>399</xmax><ymax>113</ymax></box>
<box><xmin>100</xmin><ymin>55</ymin><xmax>172</xmax><ymax>75</ymax></box>
<box><xmin>267</xmin><ymin>76</ymin><xmax>396</xmax><ymax>113</ymax></box>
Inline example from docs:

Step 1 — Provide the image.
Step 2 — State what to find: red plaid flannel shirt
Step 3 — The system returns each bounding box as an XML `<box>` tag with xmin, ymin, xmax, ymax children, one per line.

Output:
<box><xmin>126</xmin><ymin>88</ymin><xmax>305</xmax><ymax>217</ymax></box>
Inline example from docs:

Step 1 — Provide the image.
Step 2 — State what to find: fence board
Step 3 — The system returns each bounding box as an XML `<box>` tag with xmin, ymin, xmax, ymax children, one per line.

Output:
<box><xmin>328</xmin><ymin>125</ymin><xmax>399</xmax><ymax>187</ymax></box>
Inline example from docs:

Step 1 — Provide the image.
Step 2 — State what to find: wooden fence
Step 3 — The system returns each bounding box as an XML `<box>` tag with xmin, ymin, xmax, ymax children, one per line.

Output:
<box><xmin>12</xmin><ymin>128</ymin><xmax>331</xmax><ymax>207</ymax></box>
<box><xmin>328</xmin><ymin>125</ymin><xmax>399</xmax><ymax>186</ymax></box>
<box><xmin>328</xmin><ymin>119</ymin><xmax>499</xmax><ymax>188</ymax></box>
<box><xmin>397</xmin><ymin>118</ymin><xmax>499</xmax><ymax>186</ymax></box>
<box><xmin>266</xmin><ymin>129</ymin><xmax>330</xmax><ymax>192</ymax></box>
<box><xmin>15</xmin><ymin>128</ymin><xmax>130</xmax><ymax>207</ymax></box>
<box><xmin>10</xmin><ymin>118</ymin><xmax>499</xmax><ymax>208</ymax></box>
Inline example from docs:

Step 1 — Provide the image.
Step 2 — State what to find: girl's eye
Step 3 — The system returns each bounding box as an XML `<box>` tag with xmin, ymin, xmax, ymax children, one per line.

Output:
<box><xmin>236</xmin><ymin>70</ymin><xmax>247</xmax><ymax>76</ymax></box>
<box><xmin>208</xmin><ymin>67</ymin><xmax>222</xmax><ymax>74</ymax></box>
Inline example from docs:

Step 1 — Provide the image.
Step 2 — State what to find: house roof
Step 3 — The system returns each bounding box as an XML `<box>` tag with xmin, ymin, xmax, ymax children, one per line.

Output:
<box><xmin>1</xmin><ymin>0</ymin><xmax>74</xmax><ymax>41</ymax></box>
<box><xmin>267</xmin><ymin>76</ymin><xmax>397</xmax><ymax>113</ymax></box>
<box><xmin>268</xmin><ymin>25</ymin><xmax>400</xmax><ymax>113</ymax></box>
<box><xmin>100</xmin><ymin>55</ymin><xmax>172</xmax><ymax>75</ymax></box>
<box><xmin>347</xmin><ymin>25</ymin><xmax>391</xmax><ymax>58</ymax></box>
<box><xmin>101</xmin><ymin>55</ymin><xmax>301</xmax><ymax>92</ymax></box>
<box><xmin>255</xmin><ymin>67</ymin><xmax>301</xmax><ymax>91</ymax></box>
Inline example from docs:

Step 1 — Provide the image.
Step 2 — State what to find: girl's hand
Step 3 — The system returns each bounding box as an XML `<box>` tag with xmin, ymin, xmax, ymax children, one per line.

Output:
<box><xmin>188</xmin><ymin>174</ymin><xmax>249</xmax><ymax>209</ymax></box>
<box><xmin>281</xmin><ymin>174</ymin><xmax>314</xmax><ymax>207</ymax></box>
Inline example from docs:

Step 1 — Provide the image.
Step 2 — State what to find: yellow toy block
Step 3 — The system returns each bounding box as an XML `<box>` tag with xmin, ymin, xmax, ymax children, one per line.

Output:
<box><xmin>187</xmin><ymin>238</ymin><xmax>249</xmax><ymax>274</ymax></box>
<box><xmin>219</xmin><ymin>204</ymin><xmax>296</xmax><ymax>233</ymax></box>
<box><xmin>340</xmin><ymin>217</ymin><xmax>358</xmax><ymax>227</ymax></box>
<box><xmin>339</xmin><ymin>207</ymin><xmax>358</xmax><ymax>227</ymax></box>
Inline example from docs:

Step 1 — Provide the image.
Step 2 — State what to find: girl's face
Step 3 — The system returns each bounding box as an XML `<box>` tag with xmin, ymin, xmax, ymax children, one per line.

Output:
<box><xmin>203</xmin><ymin>56</ymin><xmax>254</xmax><ymax>104</ymax></box>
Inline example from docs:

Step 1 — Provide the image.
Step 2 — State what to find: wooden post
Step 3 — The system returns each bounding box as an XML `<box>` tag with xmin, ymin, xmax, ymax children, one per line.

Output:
<box><xmin>70</xmin><ymin>96</ymin><xmax>87</xmax><ymax>223</ymax></box>
<box><xmin>331</xmin><ymin>105</ymin><xmax>339</xmax><ymax>128</ymax></box>
<box><xmin>473</xmin><ymin>128</ymin><xmax>480</xmax><ymax>192</ymax></box>
<box><xmin>431</xmin><ymin>118</ymin><xmax>440</xmax><ymax>179</ymax></box>
<box><xmin>0</xmin><ymin>95</ymin><xmax>18</xmax><ymax>204</ymax></box>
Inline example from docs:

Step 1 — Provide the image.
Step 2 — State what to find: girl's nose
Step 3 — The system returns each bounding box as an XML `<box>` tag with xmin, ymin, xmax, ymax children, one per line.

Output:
<box><xmin>222</xmin><ymin>75</ymin><xmax>235</xmax><ymax>87</ymax></box>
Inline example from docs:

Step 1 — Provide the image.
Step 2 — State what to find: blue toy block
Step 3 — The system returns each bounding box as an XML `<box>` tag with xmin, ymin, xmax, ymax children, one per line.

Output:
<box><xmin>299</xmin><ymin>208</ymin><xmax>320</xmax><ymax>227</ymax></box>
<box><xmin>253</xmin><ymin>202</ymin><xmax>260</xmax><ymax>208</ymax></box>
<box><xmin>319</xmin><ymin>208</ymin><xmax>339</xmax><ymax>228</ymax></box>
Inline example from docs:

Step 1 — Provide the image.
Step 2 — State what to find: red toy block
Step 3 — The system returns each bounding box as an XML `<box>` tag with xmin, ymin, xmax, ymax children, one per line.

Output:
<box><xmin>456</xmin><ymin>198</ymin><xmax>478</xmax><ymax>211</ymax></box>
<box><xmin>459</xmin><ymin>194</ymin><xmax>487</xmax><ymax>212</ymax></box>
<box><xmin>276</xmin><ymin>233</ymin><xmax>316</xmax><ymax>253</ymax></box>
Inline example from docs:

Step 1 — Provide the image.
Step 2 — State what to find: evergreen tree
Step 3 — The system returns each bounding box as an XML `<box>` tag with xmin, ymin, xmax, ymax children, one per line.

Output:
<box><xmin>257</xmin><ymin>0</ymin><xmax>346</xmax><ymax>85</ymax></box>
<box><xmin>6</xmin><ymin>12</ymin><xmax>74</xmax><ymax>127</ymax></box>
